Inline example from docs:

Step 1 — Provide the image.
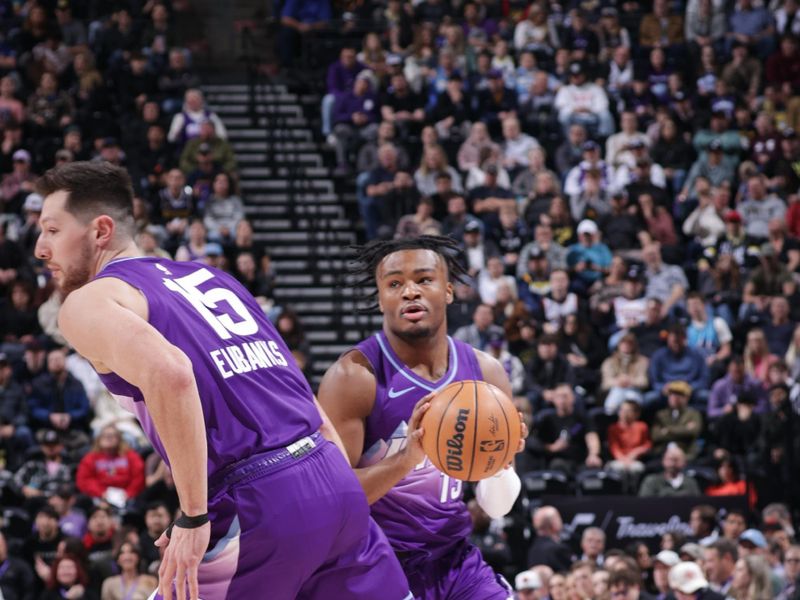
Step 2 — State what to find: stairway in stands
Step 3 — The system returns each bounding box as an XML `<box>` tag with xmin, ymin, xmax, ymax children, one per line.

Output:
<box><xmin>203</xmin><ymin>82</ymin><xmax>381</xmax><ymax>388</ymax></box>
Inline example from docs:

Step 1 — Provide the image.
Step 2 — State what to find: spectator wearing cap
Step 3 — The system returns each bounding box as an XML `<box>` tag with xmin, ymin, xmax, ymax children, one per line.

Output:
<box><xmin>738</xmin><ymin>174</ymin><xmax>786</xmax><ymax>240</ymax></box>
<box><xmin>680</xmin><ymin>139</ymin><xmax>735</xmax><ymax>202</ymax></box>
<box><xmin>453</xmin><ymin>303</ymin><xmax>504</xmax><ymax>353</ymax></box>
<box><xmin>528</xmin><ymin>506</ymin><xmax>576</xmax><ymax>573</ymax></box>
<box><xmin>703</xmin><ymin>538</ymin><xmax>738</xmax><ymax>595</ymax></box>
<box><xmin>564</xmin><ymin>140</ymin><xmax>613</xmax><ymax>199</ymax></box>
<box><xmin>179</xmin><ymin>119</ymin><xmax>237</xmax><ymax>175</ymax></box>
<box><xmin>711</xmin><ymin>210</ymin><xmax>754</xmax><ymax>272</ymax></box>
<box><xmin>566</xmin><ymin>219</ymin><xmax>612</xmax><ymax>287</ymax></box>
<box><xmin>601</xmin><ymin>334</ymin><xmax>650</xmax><ymax>414</ymax></box>
<box><xmin>21</xmin><ymin>505</ymin><xmax>63</xmax><ymax>573</ymax></box>
<box><xmin>653</xmin><ymin>550</ymin><xmax>680</xmax><ymax>599</ymax></box>
<box><xmin>569</xmin><ymin>168</ymin><xmax>612</xmax><ymax>223</ymax></box>
<box><xmin>13</xmin><ymin>429</ymin><xmax>72</xmax><ymax>500</ymax></box>
<box><xmin>642</xmin><ymin>242</ymin><xmax>689</xmax><ymax>319</ymax></box>
<box><xmin>460</xmin><ymin>218</ymin><xmax>498</xmax><ymax>276</ymax></box>
<box><xmin>607</xmin><ymin>111</ymin><xmax>651</xmax><ymax>169</ymax></box>
<box><xmin>203</xmin><ymin>241</ymin><xmax>226</xmax><ymax>270</ymax></box>
<box><xmin>649</xmin><ymin>378</ymin><xmax>705</xmax><ymax>457</ymax></box>
<box><xmin>692</xmin><ymin>111</ymin><xmax>746</xmax><ymax>163</ymax></box>
<box><xmin>485</xmin><ymin>204</ymin><xmax>527</xmax><ymax>272</ymax></box>
<box><xmin>639</xmin><ymin>444</ymin><xmax>701</xmax><ymax>497</ymax></box>
<box><xmin>476</xmin><ymin>69</ymin><xmax>518</xmax><ymax>138</ymax></box>
<box><xmin>515</xmin><ymin>569</ymin><xmax>544</xmax><ymax>600</ymax></box>
<box><xmin>518</xmin><ymin>222</ymin><xmax>568</xmax><ymax>277</ymax></box>
<box><xmin>708</xmin><ymin>356</ymin><xmax>767</xmax><ymax>419</ymax></box>
<box><xmin>468</xmin><ymin>162</ymin><xmax>515</xmax><ymax>214</ymax></box>
<box><xmin>669</xmin><ymin>561</ymin><xmax>726</xmax><ymax>600</ymax></box>
<box><xmin>517</xmin><ymin>246</ymin><xmax>553</xmax><ymax>308</ymax></box>
<box><xmin>0</xmin><ymin>148</ymin><xmax>35</xmax><ymax>214</ymax></box>
<box><xmin>380</xmin><ymin>73</ymin><xmax>425</xmax><ymax>140</ymax></box>
<box><xmin>555</xmin><ymin>62</ymin><xmax>614</xmax><ymax>137</ymax></box>
<box><xmin>27</xmin><ymin>347</ymin><xmax>91</xmax><ymax>440</ymax></box>
<box><xmin>524</xmin><ymin>334</ymin><xmax>578</xmax><ymax>414</ymax></box>
<box><xmin>760</xmin><ymin>381</ymin><xmax>800</xmax><ymax>505</ymax></box>
<box><xmin>0</xmin><ymin>351</ymin><xmax>31</xmax><ymax>470</ymax></box>
<box><xmin>711</xmin><ymin>389</ymin><xmax>761</xmax><ymax>466</ymax></box>
<box><xmin>639</xmin><ymin>0</ymin><xmax>684</xmax><ymax>50</ymax></box>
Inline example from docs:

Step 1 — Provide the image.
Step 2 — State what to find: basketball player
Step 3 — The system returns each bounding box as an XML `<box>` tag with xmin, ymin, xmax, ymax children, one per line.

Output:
<box><xmin>319</xmin><ymin>236</ymin><xmax>525</xmax><ymax>600</ymax></box>
<box><xmin>33</xmin><ymin>162</ymin><xmax>412</xmax><ymax>600</ymax></box>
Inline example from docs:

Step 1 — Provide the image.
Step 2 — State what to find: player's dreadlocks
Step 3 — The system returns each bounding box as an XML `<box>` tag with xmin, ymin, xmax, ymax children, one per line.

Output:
<box><xmin>347</xmin><ymin>235</ymin><xmax>470</xmax><ymax>311</ymax></box>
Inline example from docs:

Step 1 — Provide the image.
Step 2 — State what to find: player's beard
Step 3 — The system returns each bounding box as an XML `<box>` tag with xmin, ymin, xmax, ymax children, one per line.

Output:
<box><xmin>59</xmin><ymin>238</ymin><xmax>93</xmax><ymax>298</ymax></box>
<box><xmin>392</xmin><ymin>325</ymin><xmax>432</xmax><ymax>341</ymax></box>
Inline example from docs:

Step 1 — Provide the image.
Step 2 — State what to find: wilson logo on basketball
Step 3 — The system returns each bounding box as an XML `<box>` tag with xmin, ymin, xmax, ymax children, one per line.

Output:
<box><xmin>445</xmin><ymin>408</ymin><xmax>470</xmax><ymax>472</ymax></box>
<box><xmin>479</xmin><ymin>440</ymin><xmax>506</xmax><ymax>452</ymax></box>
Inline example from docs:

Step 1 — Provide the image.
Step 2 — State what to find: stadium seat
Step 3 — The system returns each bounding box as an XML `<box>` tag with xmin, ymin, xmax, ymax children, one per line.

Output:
<box><xmin>521</xmin><ymin>469</ymin><xmax>571</xmax><ymax>498</ymax></box>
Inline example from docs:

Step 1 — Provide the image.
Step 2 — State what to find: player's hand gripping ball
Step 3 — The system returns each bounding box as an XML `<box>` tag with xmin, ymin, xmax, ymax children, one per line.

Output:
<box><xmin>420</xmin><ymin>380</ymin><xmax>521</xmax><ymax>482</ymax></box>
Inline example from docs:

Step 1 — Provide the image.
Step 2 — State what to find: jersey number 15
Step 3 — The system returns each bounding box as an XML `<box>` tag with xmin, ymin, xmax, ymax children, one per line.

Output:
<box><xmin>162</xmin><ymin>268</ymin><xmax>259</xmax><ymax>340</ymax></box>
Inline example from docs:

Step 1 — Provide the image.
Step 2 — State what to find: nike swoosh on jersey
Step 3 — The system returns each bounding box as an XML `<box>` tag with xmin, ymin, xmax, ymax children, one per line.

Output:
<box><xmin>388</xmin><ymin>386</ymin><xmax>416</xmax><ymax>398</ymax></box>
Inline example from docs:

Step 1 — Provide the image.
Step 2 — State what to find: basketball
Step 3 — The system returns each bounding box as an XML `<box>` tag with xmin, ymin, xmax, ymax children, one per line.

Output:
<box><xmin>420</xmin><ymin>380</ymin><xmax>521</xmax><ymax>482</ymax></box>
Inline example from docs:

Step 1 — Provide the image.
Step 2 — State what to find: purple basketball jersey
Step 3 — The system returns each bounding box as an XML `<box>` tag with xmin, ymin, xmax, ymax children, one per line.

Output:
<box><xmin>92</xmin><ymin>257</ymin><xmax>322</xmax><ymax>476</ymax></box>
<box><xmin>353</xmin><ymin>331</ymin><xmax>483</xmax><ymax>565</ymax></box>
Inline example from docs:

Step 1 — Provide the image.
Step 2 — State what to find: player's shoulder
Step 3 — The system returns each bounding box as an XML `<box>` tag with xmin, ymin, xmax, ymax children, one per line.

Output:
<box><xmin>322</xmin><ymin>348</ymin><xmax>376</xmax><ymax>387</ymax></box>
<box><xmin>472</xmin><ymin>348</ymin><xmax>512</xmax><ymax>396</ymax></box>
<box><xmin>61</xmin><ymin>276</ymin><xmax>148</xmax><ymax>322</ymax></box>
<box><xmin>318</xmin><ymin>348</ymin><xmax>377</xmax><ymax>416</ymax></box>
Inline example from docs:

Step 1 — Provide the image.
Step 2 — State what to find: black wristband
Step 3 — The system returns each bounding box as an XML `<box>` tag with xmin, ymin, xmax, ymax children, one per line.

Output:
<box><xmin>165</xmin><ymin>513</ymin><xmax>209</xmax><ymax>538</ymax></box>
<box><xmin>176</xmin><ymin>513</ymin><xmax>210</xmax><ymax>528</ymax></box>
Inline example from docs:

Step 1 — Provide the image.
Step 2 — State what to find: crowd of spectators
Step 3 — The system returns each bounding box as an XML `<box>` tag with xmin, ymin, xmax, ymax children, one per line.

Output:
<box><xmin>319</xmin><ymin>0</ymin><xmax>800</xmax><ymax>596</ymax></box>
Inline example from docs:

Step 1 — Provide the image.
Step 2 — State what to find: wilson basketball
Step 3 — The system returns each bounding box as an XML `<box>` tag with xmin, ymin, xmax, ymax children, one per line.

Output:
<box><xmin>420</xmin><ymin>380</ymin><xmax>521</xmax><ymax>482</ymax></box>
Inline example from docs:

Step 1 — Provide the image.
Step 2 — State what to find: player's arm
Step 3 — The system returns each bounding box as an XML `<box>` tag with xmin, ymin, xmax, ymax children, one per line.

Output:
<box><xmin>473</xmin><ymin>350</ymin><xmax>523</xmax><ymax>519</ymax></box>
<box><xmin>313</xmin><ymin>396</ymin><xmax>349</xmax><ymax>461</ymax></box>
<box><xmin>58</xmin><ymin>278</ymin><xmax>208</xmax><ymax>600</ymax></box>
<box><xmin>318</xmin><ymin>350</ymin><xmax>429</xmax><ymax>505</ymax></box>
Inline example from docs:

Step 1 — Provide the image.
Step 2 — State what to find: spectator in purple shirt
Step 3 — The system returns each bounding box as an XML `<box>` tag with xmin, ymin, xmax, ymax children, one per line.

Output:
<box><xmin>708</xmin><ymin>355</ymin><xmax>767</xmax><ymax>420</ymax></box>
<box><xmin>322</xmin><ymin>47</ymin><xmax>364</xmax><ymax>137</ymax></box>
<box><xmin>331</xmin><ymin>72</ymin><xmax>380</xmax><ymax>175</ymax></box>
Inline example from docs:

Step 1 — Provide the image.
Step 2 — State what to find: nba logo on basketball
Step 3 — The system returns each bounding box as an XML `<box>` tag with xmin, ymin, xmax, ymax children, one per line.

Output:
<box><xmin>479</xmin><ymin>440</ymin><xmax>505</xmax><ymax>452</ymax></box>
